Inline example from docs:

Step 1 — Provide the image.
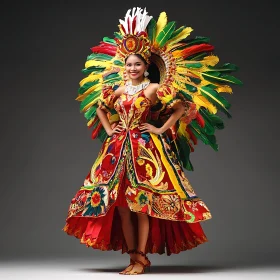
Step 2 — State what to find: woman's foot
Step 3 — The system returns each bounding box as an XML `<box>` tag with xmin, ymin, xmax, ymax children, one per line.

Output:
<box><xmin>124</xmin><ymin>250</ymin><xmax>151</xmax><ymax>275</ymax></box>
<box><xmin>119</xmin><ymin>249</ymin><xmax>137</xmax><ymax>274</ymax></box>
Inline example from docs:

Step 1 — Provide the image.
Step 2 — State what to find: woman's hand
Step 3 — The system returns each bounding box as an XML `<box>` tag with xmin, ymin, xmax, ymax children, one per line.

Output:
<box><xmin>107</xmin><ymin>122</ymin><xmax>124</xmax><ymax>136</ymax></box>
<box><xmin>139</xmin><ymin>123</ymin><xmax>163</xmax><ymax>135</ymax></box>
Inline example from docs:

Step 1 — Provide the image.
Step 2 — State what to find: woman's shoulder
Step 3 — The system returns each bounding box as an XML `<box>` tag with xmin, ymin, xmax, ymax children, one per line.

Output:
<box><xmin>148</xmin><ymin>82</ymin><xmax>160</xmax><ymax>91</ymax></box>
<box><xmin>114</xmin><ymin>85</ymin><xmax>125</xmax><ymax>97</ymax></box>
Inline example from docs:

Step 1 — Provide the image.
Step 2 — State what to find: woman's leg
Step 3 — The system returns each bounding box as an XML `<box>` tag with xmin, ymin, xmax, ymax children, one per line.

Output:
<box><xmin>118</xmin><ymin>206</ymin><xmax>137</xmax><ymax>273</ymax></box>
<box><xmin>137</xmin><ymin>213</ymin><xmax>149</xmax><ymax>253</ymax></box>
<box><xmin>125</xmin><ymin>213</ymin><xmax>150</xmax><ymax>274</ymax></box>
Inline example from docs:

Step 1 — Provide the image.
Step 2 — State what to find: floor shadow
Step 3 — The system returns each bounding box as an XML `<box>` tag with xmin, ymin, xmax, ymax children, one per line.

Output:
<box><xmin>79</xmin><ymin>264</ymin><xmax>244</xmax><ymax>274</ymax></box>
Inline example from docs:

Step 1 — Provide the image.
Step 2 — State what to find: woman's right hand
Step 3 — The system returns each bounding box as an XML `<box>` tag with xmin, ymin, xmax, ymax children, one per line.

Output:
<box><xmin>107</xmin><ymin>123</ymin><xmax>124</xmax><ymax>136</ymax></box>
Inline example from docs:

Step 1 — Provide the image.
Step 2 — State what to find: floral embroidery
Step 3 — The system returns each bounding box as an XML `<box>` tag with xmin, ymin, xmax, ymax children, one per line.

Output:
<box><xmin>83</xmin><ymin>187</ymin><xmax>108</xmax><ymax>216</ymax></box>
<box><xmin>145</xmin><ymin>163</ymin><xmax>153</xmax><ymax>178</ymax></box>
<box><xmin>141</xmin><ymin>133</ymin><xmax>150</xmax><ymax>143</ymax></box>
<box><xmin>136</xmin><ymin>191</ymin><xmax>149</xmax><ymax>205</ymax></box>
<box><xmin>138</xmin><ymin>138</ymin><xmax>146</xmax><ymax>146</ymax></box>
<box><xmin>137</xmin><ymin>158</ymin><xmax>145</xmax><ymax>166</ymax></box>
<box><xmin>161</xmin><ymin>195</ymin><xmax>180</xmax><ymax>212</ymax></box>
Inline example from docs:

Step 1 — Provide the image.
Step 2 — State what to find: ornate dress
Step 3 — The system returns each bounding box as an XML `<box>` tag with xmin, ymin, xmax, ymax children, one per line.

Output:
<box><xmin>63</xmin><ymin>88</ymin><xmax>211</xmax><ymax>255</ymax></box>
<box><xmin>63</xmin><ymin>7</ymin><xmax>242</xmax><ymax>255</ymax></box>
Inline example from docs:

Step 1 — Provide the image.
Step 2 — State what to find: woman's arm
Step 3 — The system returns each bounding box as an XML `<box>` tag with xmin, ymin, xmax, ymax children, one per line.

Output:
<box><xmin>96</xmin><ymin>85</ymin><xmax>125</xmax><ymax>136</ymax></box>
<box><xmin>158</xmin><ymin>102</ymin><xmax>185</xmax><ymax>134</ymax></box>
<box><xmin>139</xmin><ymin>101</ymin><xmax>185</xmax><ymax>135</ymax></box>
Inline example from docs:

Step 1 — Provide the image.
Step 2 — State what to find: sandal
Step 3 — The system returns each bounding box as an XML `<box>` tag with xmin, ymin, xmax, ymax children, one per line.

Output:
<box><xmin>124</xmin><ymin>250</ymin><xmax>151</xmax><ymax>275</ymax></box>
<box><xmin>119</xmin><ymin>249</ymin><xmax>137</xmax><ymax>275</ymax></box>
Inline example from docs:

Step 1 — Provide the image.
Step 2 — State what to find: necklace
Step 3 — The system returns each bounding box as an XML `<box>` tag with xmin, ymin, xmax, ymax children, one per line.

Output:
<box><xmin>125</xmin><ymin>78</ymin><xmax>150</xmax><ymax>95</ymax></box>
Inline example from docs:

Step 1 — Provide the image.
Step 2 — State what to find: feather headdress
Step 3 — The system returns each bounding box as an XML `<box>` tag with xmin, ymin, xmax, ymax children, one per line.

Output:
<box><xmin>76</xmin><ymin>7</ymin><xmax>243</xmax><ymax>171</ymax></box>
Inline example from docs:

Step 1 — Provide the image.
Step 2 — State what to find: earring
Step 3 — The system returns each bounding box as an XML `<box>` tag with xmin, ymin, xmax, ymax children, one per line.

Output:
<box><xmin>144</xmin><ymin>71</ymin><xmax>149</xmax><ymax>77</ymax></box>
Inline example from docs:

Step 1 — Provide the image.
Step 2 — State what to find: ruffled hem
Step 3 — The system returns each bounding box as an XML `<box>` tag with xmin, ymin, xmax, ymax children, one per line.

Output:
<box><xmin>63</xmin><ymin>202</ymin><xmax>208</xmax><ymax>256</ymax></box>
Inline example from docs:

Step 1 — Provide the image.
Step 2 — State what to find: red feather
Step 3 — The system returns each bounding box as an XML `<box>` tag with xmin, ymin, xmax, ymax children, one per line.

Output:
<box><xmin>131</xmin><ymin>17</ymin><xmax>137</xmax><ymax>34</ymax></box>
<box><xmin>120</xmin><ymin>24</ymin><xmax>126</xmax><ymax>34</ymax></box>
<box><xmin>88</xmin><ymin>117</ymin><xmax>98</xmax><ymax>128</ymax></box>
<box><xmin>186</xmin><ymin>126</ymin><xmax>197</xmax><ymax>145</ymax></box>
<box><xmin>91</xmin><ymin>122</ymin><xmax>103</xmax><ymax>139</ymax></box>
<box><xmin>90</xmin><ymin>43</ymin><xmax>117</xmax><ymax>56</ymax></box>
<box><xmin>181</xmin><ymin>43</ymin><xmax>214</xmax><ymax>59</ymax></box>
<box><xmin>195</xmin><ymin>112</ymin><xmax>205</xmax><ymax>127</ymax></box>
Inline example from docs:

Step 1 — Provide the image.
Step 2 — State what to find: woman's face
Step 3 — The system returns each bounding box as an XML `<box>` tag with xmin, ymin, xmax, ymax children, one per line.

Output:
<box><xmin>125</xmin><ymin>55</ymin><xmax>147</xmax><ymax>81</ymax></box>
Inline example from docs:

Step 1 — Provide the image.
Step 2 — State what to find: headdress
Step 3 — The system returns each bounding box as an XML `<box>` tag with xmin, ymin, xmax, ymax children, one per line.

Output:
<box><xmin>116</xmin><ymin>7</ymin><xmax>152</xmax><ymax>64</ymax></box>
<box><xmin>76</xmin><ymin>7</ymin><xmax>242</xmax><ymax>171</ymax></box>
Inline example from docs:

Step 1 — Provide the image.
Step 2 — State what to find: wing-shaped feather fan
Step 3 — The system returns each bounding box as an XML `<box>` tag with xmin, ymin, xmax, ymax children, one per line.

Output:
<box><xmin>75</xmin><ymin>8</ymin><xmax>242</xmax><ymax>172</ymax></box>
<box><xmin>146</xmin><ymin>12</ymin><xmax>242</xmax><ymax>171</ymax></box>
<box><xmin>76</xmin><ymin>36</ymin><xmax>125</xmax><ymax>142</ymax></box>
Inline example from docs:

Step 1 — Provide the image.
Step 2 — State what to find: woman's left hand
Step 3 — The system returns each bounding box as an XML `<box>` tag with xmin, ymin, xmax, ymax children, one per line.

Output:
<box><xmin>139</xmin><ymin>123</ymin><xmax>163</xmax><ymax>135</ymax></box>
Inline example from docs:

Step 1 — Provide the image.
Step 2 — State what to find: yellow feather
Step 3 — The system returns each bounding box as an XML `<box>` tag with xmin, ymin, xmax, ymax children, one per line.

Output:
<box><xmin>203</xmin><ymin>55</ymin><xmax>219</xmax><ymax>66</ymax></box>
<box><xmin>79</xmin><ymin>74</ymin><xmax>102</xmax><ymax>87</ymax></box>
<box><xmin>178</xmin><ymin>122</ymin><xmax>190</xmax><ymax>140</ymax></box>
<box><xmin>193</xmin><ymin>95</ymin><xmax>217</xmax><ymax>114</ymax></box>
<box><xmin>118</xmin><ymin>24</ymin><xmax>125</xmax><ymax>35</ymax></box>
<box><xmin>167</xmin><ymin>27</ymin><xmax>193</xmax><ymax>46</ymax></box>
<box><xmin>166</xmin><ymin>42</ymin><xmax>186</xmax><ymax>52</ymax></box>
<box><xmin>75</xmin><ymin>85</ymin><xmax>102</xmax><ymax>102</ymax></box>
<box><xmin>216</xmin><ymin>85</ymin><xmax>233</xmax><ymax>94</ymax></box>
<box><xmin>81</xmin><ymin>96</ymin><xmax>100</xmax><ymax>112</ymax></box>
<box><xmin>155</xmin><ymin>12</ymin><xmax>167</xmax><ymax>38</ymax></box>
<box><xmin>85</xmin><ymin>60</ymin><xmax>112</xmax><ymax>68</ymax></box>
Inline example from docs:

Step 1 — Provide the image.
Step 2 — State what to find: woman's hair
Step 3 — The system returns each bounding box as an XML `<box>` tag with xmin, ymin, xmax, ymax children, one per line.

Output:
<box><xmin>125</xmin><ymin>54</ymin><xmax>148</xmax><ymax>65</ymax></box>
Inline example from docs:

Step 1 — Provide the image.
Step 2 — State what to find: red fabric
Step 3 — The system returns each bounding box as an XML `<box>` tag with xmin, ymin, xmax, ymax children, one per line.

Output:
<box><xmin>63</xmin><ymin>171</ymin><xmax>208</xmax><ymax>255</ymax></box>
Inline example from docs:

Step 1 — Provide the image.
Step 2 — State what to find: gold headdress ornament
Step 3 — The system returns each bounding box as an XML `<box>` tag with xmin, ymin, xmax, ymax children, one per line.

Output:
<box><xmin>76</xmin><ymin>7</ymin><xmax>242</xmax><ymax>171</ymax></box>
<box><xmin>116</xmin><ymin>8</ymin><xmax>153</xmax><ymax>64</ymax></box>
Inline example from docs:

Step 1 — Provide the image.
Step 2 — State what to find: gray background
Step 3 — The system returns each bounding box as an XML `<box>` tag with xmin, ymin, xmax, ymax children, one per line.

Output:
<box><xmin>1</xmin><ymin>0</ymin><xmax>279</xmax><ymax>266</ymax></box>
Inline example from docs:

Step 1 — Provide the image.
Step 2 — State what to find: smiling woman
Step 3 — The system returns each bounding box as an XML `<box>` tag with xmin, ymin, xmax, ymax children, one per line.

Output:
<box><xmin>63</xmin><ymin>6</ymin><xmax>242</xmax><ymax>276</ymax></box>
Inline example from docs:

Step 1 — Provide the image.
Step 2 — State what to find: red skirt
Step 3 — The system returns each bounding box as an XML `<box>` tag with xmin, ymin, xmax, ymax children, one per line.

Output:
<box><xmin>63</xmin><ymin>171</ymin><xmax>208</xmax><ymax>255</ymax></box>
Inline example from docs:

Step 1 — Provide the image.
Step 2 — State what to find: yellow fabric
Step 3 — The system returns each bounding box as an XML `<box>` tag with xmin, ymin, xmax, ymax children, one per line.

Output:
<box><xmin>150</xmin><ymin>133</ymin><xmax>187</xmax><ymax>199</ymax></box>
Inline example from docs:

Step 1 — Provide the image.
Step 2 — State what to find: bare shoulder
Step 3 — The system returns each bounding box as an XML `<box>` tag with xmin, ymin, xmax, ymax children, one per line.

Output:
<box><xmin>114</xmin><ymin>85</ymin><xmax>125</xmax><ymax>97</ymax></box>
<box><xmin>149</xmin><ymin>83</ymin><xmax>160</xmax><ymax>92</ymax></box>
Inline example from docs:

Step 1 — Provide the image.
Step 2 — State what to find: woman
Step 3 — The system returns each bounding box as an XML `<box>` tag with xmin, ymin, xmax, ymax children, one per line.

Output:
<box><xmin>63</xmin><ymin>7</ymin><xmax>241</xmax><ymax>276</ymax></box>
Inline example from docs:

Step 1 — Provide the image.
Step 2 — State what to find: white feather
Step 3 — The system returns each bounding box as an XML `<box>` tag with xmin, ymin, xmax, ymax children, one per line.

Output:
<box><xmin>119</xmin><ymin>7</ymin><xmax>153</xmax><ymax>34</ymax></box>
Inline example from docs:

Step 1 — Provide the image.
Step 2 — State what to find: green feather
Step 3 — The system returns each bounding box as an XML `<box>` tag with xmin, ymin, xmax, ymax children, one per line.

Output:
<box><xmin>103</xmin><ymin>37</ymin><xmax>117</xmax><ymax>46</ymax></box>
<box><xmin>103</xmin><ymin>73</ymin><xmax>122</xmax><ymax>84</ymax></box>
<box><xmin>103</xmin><ymin>73</ymin><xmax>120</xmax><ymax>81</ymax></box>
<box><xmin>87</xmin><ymin>53</ymin><xmax>113</xmax><ymax>61</ymax></box>
<box><xmin>200</xmin><ymin>107</ymin><xmax>224</xmax><ymax>130</ymax></box>
<box><xmin>185</xmin><ymin>84</ymin><xmax>197</xmax><ymax>93</ymax></box>
<box><xmin>185</xmin><ymin>62</ymin><xmax>203</xmax><ymax>69</ymax></box>
<box><xmin>78</xmin><ymin>80</ymin><xmax>99</xmax><ymax>95</ymax></box>
<box><xmin>174</xmin><ymin>36</ymin><xmax>210</xmax><ymax>51</ymax></box>
<box><xmin>199</xmin><ymin>86</ymin><xmax>232</xmax><ymax>118</ymax></box>
<box><xmin>184</xmin><ymin>36</ymin><xmax>210</xmax><ymax>46</ymax></box>
<box><xmin>113</xmin><ymin>60</ymin><xmax>124</xmax><ymax>66</ymax></box>
<box><xmin>114</xmin><ymin>32</ymin><xmax>122</xmax><ymax>40</ymax></box>
<box><xmin>179</xmin><ymin>90</ymin><xmax>193</xmax><ymax>100</ymax></box>
<box><xmin>198</xmin><ymin>108</ymin><xmax>215</xmax><ymax>135</ymax></box>
<box><xmin>189</xmin><ymin>52</ymin><xmax>209</xmax><ymax>61</ymax></box>
<box><xmin>190</xmin><ymin>121</ymin><xmax>219</xmax><ymax>151</ymax></box>
<box><xmin>155</xmin><ymin>21</ymin><xmax>176</xmax><ymax>48</ymax></box>
<box><xmin>80</xmin><ymin>89</ymin><xmax>101</xmax><ymax>111</ymax></box>
<box><xmin>176</xmin><ymin>135</ymin><xmax>194</xmax><ymax>171</ymax></box>
<box><xmin>82</xmin><ymin>66</ymin><xmax>106</xmax><ymax>75</ymax></box>
<box><xmin>202</xmin><ymin>71</ymin><xmax>243</xmax><ymax>85</ymax></box>
<box><xmin>168</xmin><ymin>26</ymin><xmax>185</xmax><ymax>40</ymax></box>
<box><xmin>98</xmin><ymin>128</ymin><xmax>108</xmax><ymax>142</ymax></box>
<box><xmin>208</xmin><ymin>63</ymin><xmax>239</xmax><ymax>73</ymax></box>
<box><xmin>147</xmin><ymin>18</ymin><xmax>157</xmax><ymax>43</ymax></box>
<box><xmin>84</xmin><ymin>105</ymin><xmax>97</xmax><ymax>120</ymax></box>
